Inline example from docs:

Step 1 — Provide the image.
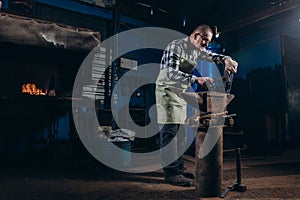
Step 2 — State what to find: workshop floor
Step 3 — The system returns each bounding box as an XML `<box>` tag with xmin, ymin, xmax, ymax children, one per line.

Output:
<box><xmin>0</xmin><ymin>147</ymin><xmax>300</xmax><ymax>200</ymax></box>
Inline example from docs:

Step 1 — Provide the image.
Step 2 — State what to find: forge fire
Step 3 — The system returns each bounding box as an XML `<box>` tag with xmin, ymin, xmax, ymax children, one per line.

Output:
<box><xmin>21</xmin><ymin>83</ymin><xmax>48</xmax><ymax>96</ymax></box>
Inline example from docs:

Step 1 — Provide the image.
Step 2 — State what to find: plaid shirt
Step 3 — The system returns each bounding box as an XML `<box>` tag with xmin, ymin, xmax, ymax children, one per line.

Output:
<box><xmin>160</xmin><ymin>37</ymin><xmax>227</xmax><ymax>84</ymax></box>
<box><xmin>155</xmin><ymin>37</ymin><xmax>228</xmax><ymax>124</ymax></box>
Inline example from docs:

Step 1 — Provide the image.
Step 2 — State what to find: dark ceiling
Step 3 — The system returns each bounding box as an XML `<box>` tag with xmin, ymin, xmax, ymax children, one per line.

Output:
<box><xmin>117</xmin><ymin>0</ymin><xmax>300</xmax><ymax>34</ymax></box>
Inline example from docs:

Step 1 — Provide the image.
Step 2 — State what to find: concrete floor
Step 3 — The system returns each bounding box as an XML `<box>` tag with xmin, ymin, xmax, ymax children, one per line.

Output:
<box><xmin>221</xmin><ymin>147</ymin><xmax>300</xmax><ymax>200</ymax></box>
<box><xmin>0</xmin><ymin>147</ymin><xmax>299</xmax><ymax>200</ymax></box>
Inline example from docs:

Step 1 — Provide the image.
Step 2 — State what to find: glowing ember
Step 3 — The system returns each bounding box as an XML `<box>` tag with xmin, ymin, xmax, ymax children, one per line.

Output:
<box><xmin>21</xmin><ymin>83</ymin><xmax>48</xmax><ymax>96</ymax></box>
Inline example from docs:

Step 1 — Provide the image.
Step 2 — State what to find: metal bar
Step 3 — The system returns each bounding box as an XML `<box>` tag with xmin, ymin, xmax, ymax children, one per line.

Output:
<box><xmin>219</xmin><ymin>180</ymin><xmax>237</xmax><ymax>198</ymax></box>
<box><xmin>236</xmin><ymin>148</ymin><xmax>241</xmax><ymax>185</ymax></box>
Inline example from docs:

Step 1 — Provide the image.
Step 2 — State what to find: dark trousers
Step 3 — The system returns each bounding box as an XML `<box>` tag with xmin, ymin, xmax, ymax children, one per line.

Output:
<box><xmin>159</xmin><ymin>124</ymin><xmax>187</xmax><ymax>177</ymax></box>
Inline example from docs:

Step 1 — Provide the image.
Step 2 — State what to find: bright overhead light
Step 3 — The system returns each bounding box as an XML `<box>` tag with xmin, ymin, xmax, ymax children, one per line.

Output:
<box><xmin>214</xmin><ymin>26</ymin><xmax>221</xmax><ymax>38</ymax></box>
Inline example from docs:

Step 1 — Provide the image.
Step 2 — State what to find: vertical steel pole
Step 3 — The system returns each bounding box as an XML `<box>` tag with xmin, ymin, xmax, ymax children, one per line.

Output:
<box><xmin>111</xmin><ymin>2</ymin><xmax>118</xmax><ymax>95</ymax></box>
<box><xmin>111</xmin><ymin>2</ymin><xmax>118</xmax><ymax>129</ymax></box>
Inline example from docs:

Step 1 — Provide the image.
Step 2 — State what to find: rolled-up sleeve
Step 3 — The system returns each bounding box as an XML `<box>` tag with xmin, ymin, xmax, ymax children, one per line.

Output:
<box><xmin>197</xmin><ymin>49</ymin><xmax>229</xmax><ymax>65</ymax></box>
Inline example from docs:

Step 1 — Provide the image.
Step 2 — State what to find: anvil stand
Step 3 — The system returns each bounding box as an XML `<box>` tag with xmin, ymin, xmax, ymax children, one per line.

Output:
<box><xmin>220</xmin><ymin>146</ymin><xmax>247</xmax><ymax>198</ymax></box>
<box><xmin>181</xmin><ymin>91</ymin><xmax>246</xmax><ymax>198</ymax></box>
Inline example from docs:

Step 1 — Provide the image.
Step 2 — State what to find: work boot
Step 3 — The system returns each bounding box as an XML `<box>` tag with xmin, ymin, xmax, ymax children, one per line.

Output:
<box><xmin>181</xmin><ymin>170</ymin><xmax>195</xmax><ymax>179</ymax></box>
<box><xmin>179</xmin><ymin>166</ymin><xmax>195</xmax><ymax>179</ymax></box>
<box><xmin>165</xmin><ymin>174</ymin><xmax>194</xmax><ymax>187</ymax></box>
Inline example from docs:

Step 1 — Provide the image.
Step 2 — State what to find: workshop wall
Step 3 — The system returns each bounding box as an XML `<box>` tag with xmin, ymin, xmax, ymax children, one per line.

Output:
<box><xmin>232</xmin><ymin>10</ymin><xmax>300</xmax><ymax>79</ymax></box>
<box><xmin>226</xmin><ymin>10</ymin><xmax>300</xmax><ymax>154</ymax></box>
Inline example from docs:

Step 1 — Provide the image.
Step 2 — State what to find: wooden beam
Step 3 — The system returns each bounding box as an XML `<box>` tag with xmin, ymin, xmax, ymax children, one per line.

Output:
<box><xmin>223</xmin><ymin>0</ymin><xmax>300</xmax><ymax>33</ymax></box>
<box><xmin>0</xmin><ymin>12</ymin><xmax>101</xmax><ymax>51</ymax></box>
